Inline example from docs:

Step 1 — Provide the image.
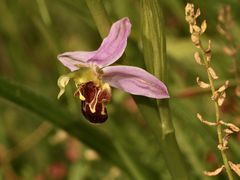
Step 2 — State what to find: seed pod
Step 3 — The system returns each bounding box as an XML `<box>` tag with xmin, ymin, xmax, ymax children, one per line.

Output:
<box><xmin>217</xmin><ymin>143</ymin><xmax>228</xmax><ymax>151</ymax></box>
<box><xmin>217</xmin><ymin>92</ymin><xmax>226</xmax><ymax>106</ymax></box>
<box><xmin>196</xmin><ymin>77</ymin><xmax>210</xmax><ymax>88</ymax></box>
<box><xmin>224</xmin><ymin>128</ymin><xmax>233</xmax><ymax>134</ymax></box>
<box><xmin>194</xmin><ymin>52</ymin><xmax>204</xmax><ymax>65</ymax></box>
<box><xmin>208</xmin><ymin>67</ymin><xmax>219</xmax><ymax>79</ymax></box>
<box><xmin>205</xmin><ymin>40</ymin><xmax>212</xmax><ymax>61</ymax></box>
<box><xmin>195</xmin><ymin>8</ymin><xmax>201</xmax><ymax>18</ymax></box>
<box><xmin>217</xmin><ymin>81</ymin><xmax>229</xmax><ymax>92</ymax></box>
<box><xmin>222</xmin><ymin>122</ymin><xmax>240</xmax><ymax>132</ymax></box>
<box><xmin>228</xmin><ymin>161</ymin><xmax>240</xmax><ymax>176</ymax></box>
<box><xmin>191</xmin><ymin>34</ymin><xmax>200</xmax><ymax>47</ymax></box>
<box><xmin>192</xmin><ymin>25</ymin><xmax>201</xmax><ymax>33</ymax></box>
<box><xmin>197</xmin><ymin>113</ymin><xmax>217</xmax><ymax>126</ymax></box>
<box><xmin>203</xmin><ymin>165</ymin><xmax>225</xmax><ymax>176</ymax></box>
<box><xmin>201</xmin><ymin>20</ymin><xmax>207</xmax><ymax>34</ymax></box>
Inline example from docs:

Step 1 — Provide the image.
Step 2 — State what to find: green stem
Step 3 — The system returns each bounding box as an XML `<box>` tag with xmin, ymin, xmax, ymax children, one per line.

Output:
<box><xmin>141</xmin><ymin>0</ymin><xmax>189</xmax><ymax>179</ymax></box>
<box><xmin>158</xmin><ymin>100</ymin><xmax>189</xmax><ymax>179</ymax></box>
<box><xmin>36</xmin><ymin>0</ymin><xmax>52</xmax><ymax>26</ymax></box>
<box><xmin>85</xmin><ymin>0</ymin><xmax>111</xmax><ymax>38</ymax></box>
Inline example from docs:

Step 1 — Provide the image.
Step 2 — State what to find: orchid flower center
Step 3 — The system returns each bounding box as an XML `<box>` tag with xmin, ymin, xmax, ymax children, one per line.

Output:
<box><xmin>57</xmin><ymin>66</ymin><xmax>111</xmax><ymax>123</ymax></box>
<box><xmin>75</xmin><ymin>81</ymin><xmax>111</xmax><ymax>123</ymax></box>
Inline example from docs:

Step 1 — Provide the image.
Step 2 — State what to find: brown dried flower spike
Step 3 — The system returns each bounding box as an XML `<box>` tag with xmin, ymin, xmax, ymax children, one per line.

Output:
<box><xmin>185</xmin><ymin>3</ymin><xmax>240</xmax><ymax>179</ymax></box>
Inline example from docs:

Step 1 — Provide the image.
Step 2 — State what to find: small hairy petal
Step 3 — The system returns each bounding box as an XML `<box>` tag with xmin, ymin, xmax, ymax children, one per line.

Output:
<box><xmin>217</xmin><ymin>92</ymin><xmax>226</xmax><ymax>106</ymax></box>
<box><xmin>196</xmin><ymin>77</ymin><xmax>210</xmax><ymax>88</ymax></box>
<box><xmin>217</xmin><ymin>80</ymin><xmax>229</xmax><ymax>92</ymax></box>
<box><xmin>208</xmin><ymin>67</ymin><xmax>218</xmax><ymax>80</ymax></box>
<box><xmin>221</xmin><ymin>121</ymin><xmax>240</xmax><ymax>132</ymax></box>
<box><xmin>88</xmin><ymin>17</ymin><xmax>131</xmax><ymax>67</ymax></box>
<box><xmin>224</xmin><ymin>128</ymin><xmax>233</xmax><ymax>134</ymax></box>
<box><xmin>196</xmin><ymin>113</ymin><xmax>217</xmax><ymax>126</ymax></box>
<box><xmin>217</xmin><ymin>143</ymin><xmax>228</xmax><ymax>151</ymax></box>
<box><xmin>195</xmin><ymin>8</ymin><xmax>201</xmax><ymax>18</ymax></box>
<box><xmin>203</xmin><ymin>165</ymin><xmax>224</xmax><ymax>176</ymax></box>
<box><xmin>192</xmin><ymin>25</ymin><xmax>201</xmax><ymax>33</ymax></box>
<box><xmin>57</xmin><ymin>51</ymin><xmax>96</xmax><ymax>71</ymax></box>
<box><xmin>201</xmin><ymin>20</ymin><xmax>207</xmax><ymax>34</ymax></box>
<box><xmin>228</xmin><ymin>161</ymin><xmax>240</xmax><ymax>176</ymax></box>
<box><xmin>102</xmin><ymin>66</ymin><xmax>169</xmax><ymax>99</ymax></box>
<box><xmin>194</xmin><ymin>51</ymin><xmax>204</xmax><ymax>65</ymax></box>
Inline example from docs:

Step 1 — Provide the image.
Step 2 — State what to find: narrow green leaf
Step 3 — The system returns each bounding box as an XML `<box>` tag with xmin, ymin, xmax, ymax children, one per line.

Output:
<box><xmin>0</xmin><ymin>76</ymin><xmax>131</xmax><ymax>178</ymax></box>
<box><xmin>141</xmin><ymin>0</ymin><xmax>189</xmax><ymax>179</ymax></box>
<box><xmin>85</xmin><ymin>0</ymin><xmax>111</xmax><ymax>38</ymax></box>
<box><xmin>141</xmin><ymin>0</ymin><xmax>167</xmax><ymax>81</ymax></box>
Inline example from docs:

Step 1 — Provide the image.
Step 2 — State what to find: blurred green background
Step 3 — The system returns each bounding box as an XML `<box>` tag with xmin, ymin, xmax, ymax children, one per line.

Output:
<box><xmin>0</xmin><ymin>0</ymin><xmax>240</xmax><ymax>179</ymax></box>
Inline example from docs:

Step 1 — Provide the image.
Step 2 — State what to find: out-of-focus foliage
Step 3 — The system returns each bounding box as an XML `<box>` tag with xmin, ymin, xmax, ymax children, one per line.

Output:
<box><xmin>0</xmin><ymin>0</ymin><xmax>239</xmax><ymax>179</ymax></box>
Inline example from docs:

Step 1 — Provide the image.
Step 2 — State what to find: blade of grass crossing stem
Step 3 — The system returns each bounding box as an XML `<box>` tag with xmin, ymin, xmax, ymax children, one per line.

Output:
<box><xmin>0</xmin><ymin>76</ymin><xmax>145</xmax><ymax>179</ymax></box>
<box><xmin>141</xmin><ymin>0</ymin><xmax>189</xmax><ymax>179</ymax></box>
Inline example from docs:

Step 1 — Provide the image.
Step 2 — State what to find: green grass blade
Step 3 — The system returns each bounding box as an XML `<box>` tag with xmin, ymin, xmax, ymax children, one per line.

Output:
<box><xmin>0</xmin><ymin>76</ymin><xmax>137</xmax><ymax>178</ymax></box>
<box><xmin>141</xmin><ymin>0</ymin><xmax>189</xmax><ymax>179</ymax></box>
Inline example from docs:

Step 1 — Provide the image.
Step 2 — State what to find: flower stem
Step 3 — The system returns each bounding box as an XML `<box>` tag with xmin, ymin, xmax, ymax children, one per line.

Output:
<box><xmin>141</xmin><ymin>0</ymin><xmax>189</xmax><ymax>179</ymax></box>
<box><xmin>200</xmin><ymin>44</ymin><xmax>234</xmax><ymax>180</ymax></box>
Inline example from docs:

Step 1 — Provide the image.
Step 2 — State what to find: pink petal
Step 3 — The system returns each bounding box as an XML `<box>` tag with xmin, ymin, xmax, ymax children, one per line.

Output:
<box><xmin>57</xmin><ymin>51</ymin><xmax>96</xmax><ymax>71</ymax></box>
<box><xmin>102</xmin><ymin>66</ymin><xmax>169</xmax><ymax>99</ymax></box>
<box><xmin>88</xmin><ymin>17</ymin><xmax>131</xmax><ymax>67</ymax></box>
<box><xmin>57</xmin><ymin>17</ymin><xmax>131</xmax><ymax>71</ymax></box>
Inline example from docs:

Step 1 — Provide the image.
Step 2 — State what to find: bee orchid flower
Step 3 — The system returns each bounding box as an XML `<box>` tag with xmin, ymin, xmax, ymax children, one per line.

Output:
<box><xmin>57</xmin><ymin>17</ymin><xmax>169</xmax><ymax>123</ymax></box>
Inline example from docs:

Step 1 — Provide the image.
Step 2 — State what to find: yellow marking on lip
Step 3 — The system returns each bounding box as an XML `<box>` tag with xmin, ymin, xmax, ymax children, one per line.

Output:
<box><xmin>79</xmin><ymin>92</ymin><xmax>86</xmax><ymax>101</ymax></box>
<box><xmin>89</xmin><ymin>89</ymin><xmax>101</xmax><ymax>113</ymax></box>
<box><xmin>101</xmin><ymin>103</ymin><xmax>106</xmax><ymax>115</ymax></box>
